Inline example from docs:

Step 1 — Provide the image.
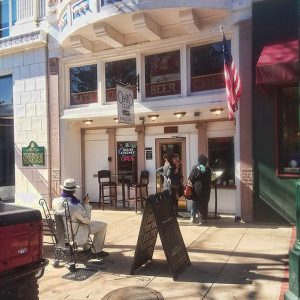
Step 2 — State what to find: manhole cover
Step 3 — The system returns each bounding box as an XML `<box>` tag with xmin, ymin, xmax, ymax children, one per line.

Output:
<box><xmin>101</xmin><ymin>286</ymin><xmax>164</xmax><ymax>300</ymax></box>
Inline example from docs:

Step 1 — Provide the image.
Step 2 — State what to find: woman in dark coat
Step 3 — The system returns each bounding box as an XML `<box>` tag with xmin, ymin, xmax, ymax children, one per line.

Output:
<box><xmin>188</xmin><ymin>154</ymin><xmax>212</xmax><ymax>225</ymax></box>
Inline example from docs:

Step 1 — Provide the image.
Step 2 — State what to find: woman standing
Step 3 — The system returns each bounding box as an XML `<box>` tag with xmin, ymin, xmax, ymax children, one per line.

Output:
<box><xmin>188</xmin><ymin>154</ymin><xmax>212</xmax><ymax>225</ymax></box>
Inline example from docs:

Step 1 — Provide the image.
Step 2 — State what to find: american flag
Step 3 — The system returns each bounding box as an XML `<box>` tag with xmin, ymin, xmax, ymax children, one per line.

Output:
<box><xmin>222</xmin><ymin>32</ymin><xmax>242</xmax><ymax>120</ymax></box>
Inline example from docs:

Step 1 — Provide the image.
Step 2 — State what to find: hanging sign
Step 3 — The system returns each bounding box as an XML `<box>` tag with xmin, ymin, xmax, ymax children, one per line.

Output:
<box><xmin>116</xmin><ymin>84</ymin><xmax>135</xmax><ymax>124</ymax></box>
<box><xmin>22</xmin><ymin>141</ymin><xmax>45</xmax><ymax>167</ymax></box>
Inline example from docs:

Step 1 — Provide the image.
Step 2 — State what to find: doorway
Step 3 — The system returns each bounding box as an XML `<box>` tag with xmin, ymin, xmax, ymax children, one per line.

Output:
<box><xmin>155</xmin><ymin>138</ymin><xmax>187</xmax><ymax>210</ymax></box>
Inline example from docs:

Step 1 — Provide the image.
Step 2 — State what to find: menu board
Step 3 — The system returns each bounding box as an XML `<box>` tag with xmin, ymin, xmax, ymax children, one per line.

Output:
<box><xmin>131</xmin><ymin>192</ymin><xmax>191</xmax><ymax>280</ymax></box>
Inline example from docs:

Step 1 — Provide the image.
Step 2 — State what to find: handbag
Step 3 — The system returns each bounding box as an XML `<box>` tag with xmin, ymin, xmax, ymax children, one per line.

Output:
<box><xmin>184</xmin><ymin>180</ymin><xmax>193</xmax><ymax>199</ymax></box>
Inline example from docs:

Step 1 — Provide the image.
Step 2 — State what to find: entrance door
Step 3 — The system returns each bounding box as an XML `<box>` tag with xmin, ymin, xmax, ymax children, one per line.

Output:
<box><xmin>155</xmin><ymin>138</ymin><xmax>187</xmax><ymax>210</ymax></box>
<box><xmin>84</xmin><ymin>132</ymin><xmax>109</xmax><ymax>203</ymax></box>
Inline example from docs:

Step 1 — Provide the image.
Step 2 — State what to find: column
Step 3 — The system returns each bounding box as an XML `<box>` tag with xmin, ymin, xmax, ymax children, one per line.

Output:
<box><xmin>238</xmin><ymin>19</ymin><xmax>253</xmax><ymax>222</ymax></box>
<box><xmin>106</xmin><ymin>128</ymin><xmax>117</xmax><ymax>174</ymax></box>
<box><xmin>135</xmin><ymin>125</ymin><xmax>145</xmax><ymax>176</ymax></box>
<box><xmin>196</xmin><ymin>122</ymin><xmax>208</xmax><ymax>156</ymax></box>
<box><xmin>48</xmin><ymin>57</ymin><xmax>61</xmax><ymax>201</ymax></box>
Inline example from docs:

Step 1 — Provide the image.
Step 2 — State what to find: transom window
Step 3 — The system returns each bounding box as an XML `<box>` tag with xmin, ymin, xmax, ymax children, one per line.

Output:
<box><xmin>278</xmin><ymin>86</ymin><xmax>299</xmax><ymax>176</ymax></box>
<box><xmin>145</xmin><ymin>50</ymin><xmax>181</xmax><ymax>98</ymax></box>
<box><xmin>70</xmin><ymin>64</ymin><xmax>97</xmax><ymax>105</ymax></box>
<box><xmin>190</xmin><ymin>41</ymin><xmax>226</xmax><ymax>93</ymax></box>
<box><xmin>0</xmin><ymin>0</ymin><xmax>17</xmax><ymax>38</ymax></box>
<box><xmin>105</xmin><ymin>58</ymin><xmax>136</xmax><ymax>102</ymax></box>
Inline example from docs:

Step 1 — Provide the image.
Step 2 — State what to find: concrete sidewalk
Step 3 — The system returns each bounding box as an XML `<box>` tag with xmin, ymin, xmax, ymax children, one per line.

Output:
<box><xmin>39</xmin><ymin>209</ymin><xmax>292</xmax><ymax>300</ymax></box>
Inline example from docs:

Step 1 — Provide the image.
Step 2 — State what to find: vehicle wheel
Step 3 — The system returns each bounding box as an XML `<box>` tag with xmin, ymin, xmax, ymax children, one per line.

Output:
<box><xmin>0</xmin><ymin>277</ymin><xmax>39</xmax><ymax>300</ymax></box>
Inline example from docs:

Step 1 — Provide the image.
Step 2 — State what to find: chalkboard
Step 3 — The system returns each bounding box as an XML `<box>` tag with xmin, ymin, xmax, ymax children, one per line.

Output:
<box><xmin>130</xmin><ymin>200</ymin><xmax>158</xmax><ymax>275</ymax></box>
<box><xmin>130</xmin><ymin>192</ymin><xmax>190</xmax><ymax>280</ymax></box>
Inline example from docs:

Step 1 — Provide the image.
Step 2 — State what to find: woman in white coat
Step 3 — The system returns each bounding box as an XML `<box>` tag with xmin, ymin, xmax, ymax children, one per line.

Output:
<box><xmin>52</xmin><ymin>178</ymin><xmax>109</xmax><ymax>257</ymax></box>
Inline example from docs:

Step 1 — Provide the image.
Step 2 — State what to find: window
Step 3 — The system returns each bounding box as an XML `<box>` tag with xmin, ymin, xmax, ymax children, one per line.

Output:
<box><xmin>117</xmin><ymin>142</ymin><xmax>138</xmax><ymax>184</ymax></box>
<box><xmin>190</xmin><ymin>41</ymin><xmax>226</xmax><ymax>92</ymax></box>
<box><xmin>208</xmin><ymin>137</ymin><xmax>235</xmax><ymax>187</ymax></box>
<box><xmin>145</xmin><ymin>50</ymin><xmax>181</xmax><ymax>98</ymax></box>
<box><xmin>70</xmin><ymin>64</ymin><xmax>97</xmax><ymax>105</ymax></box>
<box><xmin>278</xmin><ymin>86</ymin><xmax>299</xmax><ymax>176</ymax></box>
<box><xmin>0</xmin><ymin>74</ymin><xmax>14</xmax><ymax>186</ymax></box>
<box><xmin>101</xmin><ymin>0</ymin><xmax>122</xmax><ymax>5</ymax></box>
<box><xmin>105</xmin><ymin>58</ymin><xmax>136</xmax><ymax>102</ymax></box>
<box><xmin>0</xmin><ymin>0</ymin><xmax>17</xmax><ymax>38</ymax></box>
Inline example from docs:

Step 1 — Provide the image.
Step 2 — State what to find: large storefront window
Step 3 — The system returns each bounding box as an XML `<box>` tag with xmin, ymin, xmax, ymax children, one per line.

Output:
<box><xmin>70</xmin><ymin>64</ymin><xmax>97</xmax><ymax>105</ymax></box>
<box><xmin>105</xmin><ymin>58</ymin><xmax>137</xmax><ymax>102</ymax></box>
<box><xmin>208</xmin><ymin>137</ymin><xmax>235</xmax><ymax>187</ymax></box>
<box><xmin>0</xmin><ymin>74</ymin><xmax>14</xmax><ymax>186</ymax></box>
<box><xmin>145</xmin><ymin>50</ymin><xmax>181</xmax><ymax>98</ymax></box>
<box><xmin>278</xmin><ymin>86</ymin><xmax>299</xmax><ymax>176</ymax></box>
<box><xmin>0</xmin><ymin>0</ymin><xmax>16</xmax><ymax>38</ymax></box>
<box><xmin>190</xmin><ymin>41</ymin><xmax>226</xmax><ymax>92</ymax></box>
<box><xmin>117</xmin><ymin>142</ymin><xmax>138</xmax><ymax>183</ymax></box>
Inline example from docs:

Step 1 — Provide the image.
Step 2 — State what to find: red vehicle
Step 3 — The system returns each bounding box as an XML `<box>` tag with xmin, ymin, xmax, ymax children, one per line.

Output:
<box><xmin>0</xmin><ymin>201</ymin><xmax>48</xmax><ymax>300</ymax></box>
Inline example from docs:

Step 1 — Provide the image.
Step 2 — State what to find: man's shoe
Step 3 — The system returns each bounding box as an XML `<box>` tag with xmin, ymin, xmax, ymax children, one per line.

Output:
<box><xmin>97</xmin><ymin>251</ymin><xmax>109</xmax><ymax>258</ymax></box>
<box><xmin>192</xmin><ymin>217</ymin><xmax>201</xmax><ymax>224</ymax></box>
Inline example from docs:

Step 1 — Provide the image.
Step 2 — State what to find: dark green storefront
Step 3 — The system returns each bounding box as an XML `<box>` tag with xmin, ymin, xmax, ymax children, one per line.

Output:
<box><xmin>252</xmin><ymin>0</ymin><xmax>299</xmax><ymax>223</ymax></box>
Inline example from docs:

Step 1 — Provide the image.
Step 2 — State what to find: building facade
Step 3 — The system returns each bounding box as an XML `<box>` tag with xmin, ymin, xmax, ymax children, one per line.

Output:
<box><xmin>0</xmin><ymin>0</ymin><xmax>259</xmax><ymax>221</ymax></box>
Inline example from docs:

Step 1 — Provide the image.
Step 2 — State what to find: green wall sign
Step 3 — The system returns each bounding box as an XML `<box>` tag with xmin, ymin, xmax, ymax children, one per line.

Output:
<box><xmin>22</xmin><ymin>141</ymin><xmax>45</xmax><ymax>167</ymax></box>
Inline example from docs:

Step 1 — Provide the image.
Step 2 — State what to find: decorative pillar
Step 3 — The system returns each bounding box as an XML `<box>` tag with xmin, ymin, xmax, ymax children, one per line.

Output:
<box><xmin>16</xmin><ymin>0</ymin><xmax>39</xmax><ymax>22</ymax></box>
<box><xmin>48</xmin><ymin>57</ymin><xmax>61</xmax><ymax>201</ymax></box>
<box><xmin>238</xmin><ymin>19</ymin><xmax>253</xmax><ymax>221</ymax></box>
<box><xmin>12</xmin><ymin>0</ymin><xmax>39</xmax><ymax>36</ymax></box>
<box><xmin>106</xmin><ymin>128</ymin><xmax>116</xmax><ymax>174</ymax></box>
<box><xmin>135</xmin><ymin>125</ymin><xmax>146</xmax><ymax>176</ymax></box>
<box><xmin>196</xmin><ymin>122</ymin><xmax>208</xmax><ymax>156</ymax></box>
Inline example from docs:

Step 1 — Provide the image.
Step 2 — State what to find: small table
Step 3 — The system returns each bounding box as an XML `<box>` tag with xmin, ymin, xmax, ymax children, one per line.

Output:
<box><xmin>112</xmin><ymin>172</ymin><xmax>135</xmax><ymax>208</ymax></box>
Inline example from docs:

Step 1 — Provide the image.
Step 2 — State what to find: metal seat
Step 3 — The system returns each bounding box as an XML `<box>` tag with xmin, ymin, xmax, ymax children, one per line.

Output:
<box><xmin>127</xmin><ymin>170</ymin><xmax>149</xmax><ymax>213</ymax></box>
<box><xmin>39</xmin><ymin>198</ymin><xmax>95</xmax><ymax>271</ymax></box>
<box><xmin>98</xmin><ymin>170</ymin><xmax>117</xmax><ymax>210</ymax></box>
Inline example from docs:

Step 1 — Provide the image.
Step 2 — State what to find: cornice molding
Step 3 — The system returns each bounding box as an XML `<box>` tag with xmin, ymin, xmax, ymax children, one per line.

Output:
<box><xmin>0</xmin><ymin>30</ymin><xmax>47</xmax><ymax>54</ymax></box>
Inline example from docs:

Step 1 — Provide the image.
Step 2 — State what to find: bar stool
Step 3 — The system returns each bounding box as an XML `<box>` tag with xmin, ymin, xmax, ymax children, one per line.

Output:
<box><xmin>98</xmin><ymin>170</ymin><xmax>117</xmax><ymax>210</ymax></box>
<box><xmin>127</xmin><ymin>170</ymin><xmax>149</xmax><ymax>213</ymax></box>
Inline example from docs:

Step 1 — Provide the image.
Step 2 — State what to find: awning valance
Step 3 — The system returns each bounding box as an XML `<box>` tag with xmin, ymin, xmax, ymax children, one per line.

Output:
<box><xmin>256</xmin><ymin>39</ymin><xmax>298</xmax><ymax>85</ymax></box>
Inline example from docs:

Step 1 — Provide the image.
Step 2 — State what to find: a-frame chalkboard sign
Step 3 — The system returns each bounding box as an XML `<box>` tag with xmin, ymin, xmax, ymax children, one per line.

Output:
<box><xmin>130</xmin><ymin>192</ymin><xmax>190</xmax><ymax>280</ymax></box>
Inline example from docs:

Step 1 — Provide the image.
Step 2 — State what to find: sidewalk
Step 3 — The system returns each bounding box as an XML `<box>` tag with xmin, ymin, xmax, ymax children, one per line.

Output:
<box><xmin>39</xmin><ymin>209</ymin><xmax>292</xmax><ymax>300</ymax></box>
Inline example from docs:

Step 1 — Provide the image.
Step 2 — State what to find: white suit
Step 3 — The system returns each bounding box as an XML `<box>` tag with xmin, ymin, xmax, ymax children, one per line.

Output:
<box><xmin>52</xmin><ymin>196</ymin><xmax>107</xmax><ymax>253</ymax></box>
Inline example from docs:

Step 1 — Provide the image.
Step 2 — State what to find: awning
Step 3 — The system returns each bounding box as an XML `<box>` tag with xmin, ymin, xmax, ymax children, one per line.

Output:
<box><xmin>256</xmin><ymin>39</ymin><xmax>298</xmax><ymax>85</ymax></box>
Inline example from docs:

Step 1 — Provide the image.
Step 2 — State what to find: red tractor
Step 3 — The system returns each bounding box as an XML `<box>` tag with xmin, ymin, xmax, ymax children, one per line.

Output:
<box><xmin>0</xmin><ymin>201</ymin><xmax>49</xmax><ymax>300</ymax></box>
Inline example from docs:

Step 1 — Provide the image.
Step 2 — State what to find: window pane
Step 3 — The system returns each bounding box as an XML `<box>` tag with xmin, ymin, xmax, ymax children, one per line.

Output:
<box><xmin>0</xmin><ymin>74</ymin><xmax>14</xmax><ymax>187</ymax></box>
<box><xmin>208</xmin><ymin>137</ymin><xmax>235</xmax><ymax>187</ymax></box>
<box><xmin>105</xmin><ymin>58</ymin><xmax>136</xmax><ymax>102</ymax></box>
<box><xmin>145</xmin><ymin>50</ymin><xmax>181</xmax><ymax>98</ymax></box>
<box><xmin>0</xmin><ymin>74</ymin><xmax>13</xmax><ymax>105</ymax></box>
<box><xmin>70</xmin><ymin>64</ymin><xmax>97</xmax><ymax>105</ymax></box>
<box><xmin>279</xmin><ymin>86</ymin><xmax>299</xmax><ymax>175</ymax></box>
<box><xmin>12</xmin><ymin>0</ymin><xmax>17</xmax><ymax>25</ymax></box>
<box><xmin>117</xmin><ymin>142</ymin><xmax>138</xmax><ymax>184</ymax></box>
<box><xmin>0</xmin><ymin>0</ymin><xmax>9</xmax><ymax>38</ymax></box>
<box><xmin>190</xmin><ymin>41</ymin><xmax>226</xmax><ymax>92</ymax></box>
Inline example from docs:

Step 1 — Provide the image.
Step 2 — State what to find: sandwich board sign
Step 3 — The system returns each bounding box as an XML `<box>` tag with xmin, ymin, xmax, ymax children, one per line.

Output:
<box><xmin>116</xmin><ymin>84</ymin><xmax>134</xmax><ymax>124</ymax></box>
<box><xmin>130</xmin><ymin>192</ymin><xmax>191</xmax><ymax>280</ymax></box>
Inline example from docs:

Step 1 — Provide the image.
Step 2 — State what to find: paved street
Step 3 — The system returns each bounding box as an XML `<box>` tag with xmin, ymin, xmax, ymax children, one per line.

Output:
<box><xmin>39</xmin><ymin>209</ymin><xmax>292</xmax><ymax>300</ymax></box>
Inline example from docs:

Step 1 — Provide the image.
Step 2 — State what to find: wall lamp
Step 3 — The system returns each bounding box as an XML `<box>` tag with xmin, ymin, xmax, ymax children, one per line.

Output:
<box><xmin>174</xmin><ymin>112</ymin><xmax>186</xmax><ymax>119</ymax></box>
<box><xmin>210</xmin><ymin>108</ymin><xmax>224</xmax><ymax>116</ymax></box>
<box><xmin>83</xmin><ymin>119</ymin><xmax>93</xmax><ymax>125</ymax></box>
<box><xmin>147</xmin><ymin>114</ymin><xmax>159</xmax><ymax>121</ymax></box>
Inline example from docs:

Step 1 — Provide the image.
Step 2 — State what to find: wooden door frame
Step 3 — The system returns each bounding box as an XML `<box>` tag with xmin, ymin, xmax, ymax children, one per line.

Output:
<box><xmin>155</xmin><ymin>137</ymin><xmax>187</xmax><ymax>188</ymax></box>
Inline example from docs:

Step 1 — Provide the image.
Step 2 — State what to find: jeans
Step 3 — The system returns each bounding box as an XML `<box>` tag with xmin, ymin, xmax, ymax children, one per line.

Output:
<box><xmin>191</xmin><ymin>200</ymin><xmax>200</xmax><ymax>219</ymax></box>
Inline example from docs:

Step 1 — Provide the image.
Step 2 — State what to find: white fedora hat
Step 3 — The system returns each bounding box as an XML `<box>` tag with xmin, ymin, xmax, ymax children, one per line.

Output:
<box><xmin>60</xmin><ymin>178</ymin><xmax>80</xmax><ymax>191</ymax></box>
